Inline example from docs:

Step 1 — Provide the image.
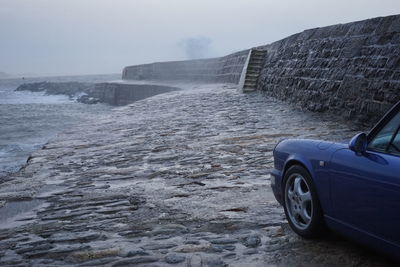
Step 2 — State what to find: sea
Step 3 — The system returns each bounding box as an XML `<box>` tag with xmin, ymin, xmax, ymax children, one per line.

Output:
<box><xmin>0</xmin><ymin>74</ymin><xmax>120</xmax><ymax>179</ymax></box>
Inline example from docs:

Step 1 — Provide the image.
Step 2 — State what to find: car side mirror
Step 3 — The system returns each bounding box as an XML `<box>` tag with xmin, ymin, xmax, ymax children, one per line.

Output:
<box><xmin>349</xmin><ymin>133</ymin><xmax>368</xmax><ymax>154</ymax></box>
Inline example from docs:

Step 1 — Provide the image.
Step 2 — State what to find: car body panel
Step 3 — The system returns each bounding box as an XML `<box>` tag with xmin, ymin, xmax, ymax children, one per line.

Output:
<box><xmin>330</xmin><ymin>148</ymin><xmax>400</xmax><ymax>244</ymax></box>
<box><xmin>271</xmin><ymin>139</ymin><xmax>346</xmax><ymax>215</ymax></box>
<box><xmin>324</xmin><ymin>215</ymin><xmax>400</xmax><ymax>259</ymax></box>
<box><xmin>271</xmin><ymin>101</ymin><xmax>400</xmax><ymax>259</ymax></box>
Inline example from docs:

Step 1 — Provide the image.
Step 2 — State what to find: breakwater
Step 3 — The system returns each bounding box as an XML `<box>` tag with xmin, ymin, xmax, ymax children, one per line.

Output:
<box><xmin>16</xmin><ymin>82</ymin><xmax>180</xmax><ymax>106</ymax></box>
<box><xmin>123</xmin><ymin>50</ymin><xmax>249</xmax><ymax>84</ymax></box>
<box><xmin>88</xmin><ymin>83</ymin><xmax>180</xmax><ymax>106</ymax></box>
<box><xmin>258</xmin><ymin>15</ymin><xmax>400</xmax><ymax>123</ymax></box>
<box><xmin>122</xmin><ymin>14</ymin><xmax>400</xmax><ymax>124</ymax></box>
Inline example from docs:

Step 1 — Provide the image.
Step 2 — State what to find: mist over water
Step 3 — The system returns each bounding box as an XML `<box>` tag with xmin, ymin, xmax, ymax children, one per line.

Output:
<box><xmin>179</xmin><ymin>36</ymin><xmax>213</xmax><ymax>59</ymax></box>
<box><xmin>0</xmin><ymin>74</ymin><xmax>118</xmax><ymax>179</ymax></box>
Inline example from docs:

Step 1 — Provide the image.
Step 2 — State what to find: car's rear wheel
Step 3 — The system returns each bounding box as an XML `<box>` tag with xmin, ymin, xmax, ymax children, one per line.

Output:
<box><xmin>283</xmin><ymin>165</ymin><xmax>326</xmax><ymax>238</ymax></box>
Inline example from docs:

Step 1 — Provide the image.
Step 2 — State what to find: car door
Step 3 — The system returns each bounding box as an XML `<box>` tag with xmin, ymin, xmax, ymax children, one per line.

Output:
<box><xmin>329</xmin><ymin>111</ymin><xmax>400</xmax><ymax>244</ymax></box>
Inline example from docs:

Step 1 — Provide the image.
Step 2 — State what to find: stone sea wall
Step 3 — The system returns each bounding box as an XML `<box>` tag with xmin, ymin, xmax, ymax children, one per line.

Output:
<box><xmin>122</xmin><ymin>14</ymin><xmax>400</xmax><ymax>123</ymax></box>
<box><xmin>89</xmin><ymin>83</ymin><xmax>180</xmax><ymax>106</ymax></box>
<box><xmin>16</xmin><ymin>82</ymin><xmax>180</xmax><ymax>106</ymax></box>
<box><xmin>123</xmin><ymin>50</ymin><xmax>249</xmax><ymax>84</ymax></box>
<box><xmin>257</xmin><ymin>15</ymin><xmax>400</xmax><ymax>123</ymax></box>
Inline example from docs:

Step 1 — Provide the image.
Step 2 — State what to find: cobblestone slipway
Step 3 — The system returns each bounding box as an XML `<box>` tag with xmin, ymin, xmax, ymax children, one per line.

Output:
<box><xmin>0</xmin><ymin>84</ymin><xmax>396</xmax><ymax>266</ymax></box>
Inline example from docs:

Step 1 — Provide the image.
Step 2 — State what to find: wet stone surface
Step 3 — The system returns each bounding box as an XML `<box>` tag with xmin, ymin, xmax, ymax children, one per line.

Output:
<box><xmin>0</xmin><ymin>84</ymin><xmax>396</xmax><ymax>266</ymax></box>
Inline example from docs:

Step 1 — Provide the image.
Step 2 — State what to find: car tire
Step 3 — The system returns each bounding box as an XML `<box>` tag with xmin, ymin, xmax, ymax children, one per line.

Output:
<box><xmin>282</xmin><ymin>165</ymin><xmax>326</xmax><ymax>239</ymax></box>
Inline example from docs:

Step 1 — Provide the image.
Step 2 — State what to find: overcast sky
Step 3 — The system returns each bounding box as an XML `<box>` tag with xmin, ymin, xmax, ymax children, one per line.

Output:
<box><xmin>0</xmin><ymin>0</ymin><xmax>399</xmax><ymax>76</ymax></box>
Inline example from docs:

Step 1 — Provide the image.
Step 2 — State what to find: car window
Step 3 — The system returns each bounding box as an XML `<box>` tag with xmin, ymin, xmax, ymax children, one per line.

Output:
<box><xmin>388</xmin><ymin>132</ymin><xmax>400</xmax><ymax>156</ymax></box>
<box><xmin>369</xmin><ymin>112</ymin><xmax>400</xmax><ymax>154</ymax></box>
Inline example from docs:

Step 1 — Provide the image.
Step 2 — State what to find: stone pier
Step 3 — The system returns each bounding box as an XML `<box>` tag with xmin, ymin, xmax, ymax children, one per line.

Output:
<box><xmin>123</xmin><ymin>14</ymin><xmax>400</xmax><ymax>125</ymax></box>
<box><xmin>0</xmin><ymin>84</ymin><xmax>394</xmax><ymax>266</ymax></box>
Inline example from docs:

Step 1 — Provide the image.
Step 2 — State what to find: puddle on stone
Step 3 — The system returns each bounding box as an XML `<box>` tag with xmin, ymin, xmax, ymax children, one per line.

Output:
<box><xmin>0</xmin><ymin>199</ymin><xmax>48</xmax><ymax>229</ymax></box>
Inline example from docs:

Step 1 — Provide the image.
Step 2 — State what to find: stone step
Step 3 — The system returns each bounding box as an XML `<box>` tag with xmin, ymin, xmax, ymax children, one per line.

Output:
<box><xmin>251</xmin><ymin>54</ymin><xmax>265</xmax><ymax>59</ymax></box>
<box><xmin>247</xmin><ymin>67</ymin><xmax>262</xmax><ymax>72</ymax></box>
<box><xmin>245</xmin><ymin>81</ymin><xmax>257</xmax><ymax>85</ymax></box>
<box><xmin>246</xmin><ymin>71</ymin><xmax>260</xmax><ymax>76</ymax></box>
<box><xmin>244</xmin><ymin>78</ymin><xmax>257</xmax><ymax>83</ymax></box>
<box><xmin>245</xmin><ymin>76</ymin><xmax>258</xmax><ymax>81</ymax></box>
<box><xmin>242</xmin><ymin>88</ymin><xmax>256</xmax><ymax>93</ymax></box>
<box><xmin>244</xmin><ymin>82</ymin><xmax>256</xmax><ymax>87</ymax></box>
<box><xmin>249</xmin><ymin>60</ymin><xmax>263</xmax><ymax>66</ymax></box>
<box><xmin>249</xmin><ymin>59</ymin><xmax>264</xmax><ymax>65</ymax></box>
<box><xmin>252</xmin><ymin>50</ymin><xmax>265</xmax><ymax>55</ymax></box>
<box><xmin>251</xmin><ymin>55</ymin><xmax>265</xmax><ymax>60</ymax></box>
<box><xmin>250</xmin><ymin>60</ymin><xmax>263</xmax><ymax>64</ymax></box>
<box><xmin>241</xmin><ymin>49</ymin><xmax>266</xmax><ymax>93</ymax></box>
<box><xmin>248</xmin><ymin>64</ymin><xmax>262</xmax><ymax>69</ymax></box>
<box><xmin>249</xmin><ymin>65</ymin><xmax>262</xmax><ymax>69</ymax></box>
<box><xmin>248</xmin><ymin>69</ymin><xmax>261</xmax><ymax>73</ymax></box>
<box><xmin>245</xmin><ymin>77</ymin><xmax>257</xmax><ymax>82</ymax></box>
<box><xmin>242</xmin><ymin>87</ymin><xmax>256</xmax><ymax>92</ymax></box>
<box><xmin>245</xmin><ymin>77</ymin><xmax>258</xmax><ymax>82</ymax></box>
<box><xmin>246</xmin><ymin>72</ymin><xmax>260</xmax><ymax>77</ymax></box>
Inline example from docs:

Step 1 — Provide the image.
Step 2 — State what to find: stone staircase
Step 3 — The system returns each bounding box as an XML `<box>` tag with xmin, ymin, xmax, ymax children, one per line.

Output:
<box><xmin>242</xmin><ymin>49</ymin><xmax>267</xmax><ymax>92</ymax></box>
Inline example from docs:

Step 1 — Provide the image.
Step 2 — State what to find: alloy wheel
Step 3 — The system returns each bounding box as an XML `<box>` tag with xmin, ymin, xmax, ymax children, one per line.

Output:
<box><xmin>284</xmin><ymin>173</ymin><xmax>313</xmax><ymax>230</ymax></box>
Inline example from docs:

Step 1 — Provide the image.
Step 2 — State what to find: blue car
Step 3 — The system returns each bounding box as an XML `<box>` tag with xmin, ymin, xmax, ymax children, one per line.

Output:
<box><xmin>271</xmin><ymin>101</ymin><xmax>400</xmax><ymax>259</ymax></box>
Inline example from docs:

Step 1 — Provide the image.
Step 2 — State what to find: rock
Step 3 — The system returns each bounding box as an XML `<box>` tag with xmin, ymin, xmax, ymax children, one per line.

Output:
<box><xmin>184</xmin><ymin>240</ymin><xmax>200</xmax><ymax>245</ymax></box>
<box><xmin>127</xmin><ymin>196</ymin><xmax>143</xmax><ymax>205</ymax></box>
<box><xmin>209</xmin><ymin>238</ymin><xmax>237</xmax><ymax>245</ymax></box>
<box><xmin>151</xmin><ymin>224</ymin><xmax>188</xmax><ymax>236</ymax></box>
<box><xmin>264</xmin><ymin>244</ymin><xmax>282</xmax><ymax>252</ymax></box>
<box><xmin>78</xmin><ymin>257</ymin><xmax>116</xmax><ymax>266</ymax></box>
<box><xmin>223</xmin><ymin>253</ymin><xmax>236</xmax><ymax>259</ymax></box>
<box><xmin>15</xmin><ymin>81</ymin><xmax>180</xmax><ymax>107</ymax></box>
<box><xmin>15</xmin><ymin>82</ymin><xmax>94</xmax><ymax>101</ymax></box>
<box><xmin>188</xmin><ymin>254</ymin><xmax>202</xmax><ymax>267</ymax></box>
<box><xmin>141</xmin><ymin>243</ymin><xmax>177</xmax><ymax>250</ymax></box>
<box><xmin>16</xmin><ymin>243</ymin><xmax>54</xmax><ymax>254</ymax></box>
<box><xmin>241</xmin><ymin>235</ymin><xmax>261</xmax><ymax>248</ymax></box>
<box><xmin>49</xmin><ymin>232</ymin><xmax>101</xmax><ymax>243</ymax></box>
<box><xmin>209</xmin><ymin>245</ymin><xmax>223</xmax><ymax>253</ymax></box>
<box><xmin>221</xmin><ymin>245</ymin><xmax>235</xmax><ymax>251</ymax></box>
<box><xmin>125</xmin><ymin>250</ymin><xmax>149</xmax><ymax>257</ymax></box>
<box><xmin>71</xmin><ymin>248</ymin><xmax>120</xmax><ymax>262</ymax></box>
<box><xmin>205</xmin><ymin>257</ymin><xmax>226</xmax><ymax>267</ymax></box>
<box><xmin>78</xmin><ymin>95</ymin><xmax>100</xmax><ymax>104</ymax></box>
<box><xmin>221</xmin><ymin>207</ymin><xmax>247</xmax><ymax>212</ymax></box>
<box><xmin>111</xmin><ymin>256</ymin><xmax>159</xmax><ymax>266</ymax></box>
<box><xmin>118</xmin><ymin>230</ymin><xmax>144</xmax><ymax>237</ymax></box>
<box><xmin>208</xmin><ymin>244</ymin><xmax>235</xmax><ymax>252</ymax></box>
<box><xmin>48</xmin><ymin>244</ymin><xmax>91</xmax><ymax>255</ymax></box>
<box><xmin>165</xmin><ymin>254</ymin><xmax>186</xmax><ymax>264</ymax></box>
<box><xmin>243</xmin><ymin>248</ymin><xmax>258</xmax><ymax>255</ymax></box>
<box><xmin>174</xmin><ymin>242</ymin><xmax>211</xmax><ymax>253</ymax></box>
